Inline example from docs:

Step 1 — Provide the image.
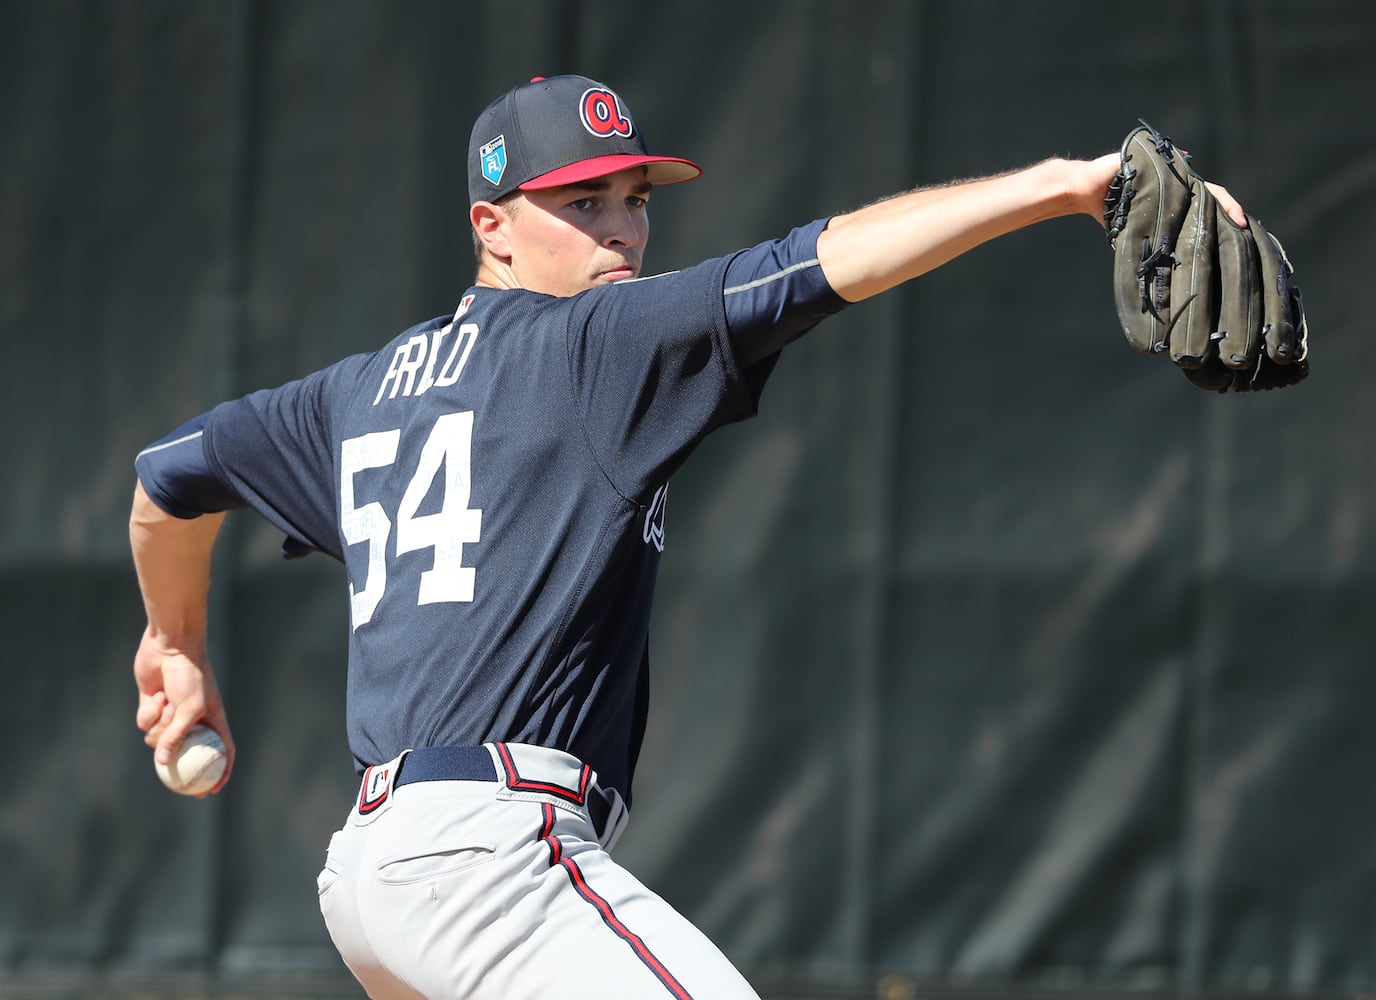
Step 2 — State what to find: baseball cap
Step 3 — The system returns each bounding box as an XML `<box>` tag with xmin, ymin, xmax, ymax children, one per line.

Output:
<box><xmin>467</xmin><ymin>75</ymin><xmax>701</xmax><ymax>205</ymax></box>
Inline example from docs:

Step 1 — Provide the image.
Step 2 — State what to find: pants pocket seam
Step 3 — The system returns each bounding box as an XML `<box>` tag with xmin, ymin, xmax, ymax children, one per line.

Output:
<box><xmin>374</xmin><ymin>843</ymin><xmax>496</xmax><ymax>886</ymax></box>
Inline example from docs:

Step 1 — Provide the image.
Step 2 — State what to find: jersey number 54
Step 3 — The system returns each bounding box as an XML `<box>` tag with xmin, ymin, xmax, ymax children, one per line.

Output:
<box><xmin>340</xmin><ymin>411</ymin><xmax>483</xmax><ymax>630</ymax></box>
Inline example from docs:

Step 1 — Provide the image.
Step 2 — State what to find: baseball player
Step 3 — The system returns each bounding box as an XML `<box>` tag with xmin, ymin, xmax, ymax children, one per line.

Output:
<box><xmin>130</xmin><ymin>75</ymin><xmax>1249</xmax><ymax>999</ymax></box>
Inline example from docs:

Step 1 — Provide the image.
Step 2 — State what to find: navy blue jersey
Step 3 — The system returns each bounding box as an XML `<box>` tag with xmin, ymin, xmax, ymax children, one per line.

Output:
<box><xmin>137</xmin><ymin>219</ymin><xmax>845</xmax><ymax>798</ymax></box>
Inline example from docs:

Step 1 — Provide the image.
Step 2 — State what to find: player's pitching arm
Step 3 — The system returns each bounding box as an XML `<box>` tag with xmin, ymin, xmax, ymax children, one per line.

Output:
<box><xmin>814</xmin><ymin>154</ymin><xmax>1246</xmax><ymax>303</ymax></box>
<box><xmin>129</xmin><ymin>480</ymin><xmax>236</xmax><ymax>793</ymax></box>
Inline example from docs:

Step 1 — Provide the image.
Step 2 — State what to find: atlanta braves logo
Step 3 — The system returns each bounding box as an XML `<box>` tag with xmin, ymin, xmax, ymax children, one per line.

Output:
<box><xmin>579</xmin><ymin>87</ymin><xmax>634</xmax><ymax>138</ymax></box>
<box><xmin>644</xmin><ymin>484</ymin><xmax>668</xmax><ymax>552</ymax></box>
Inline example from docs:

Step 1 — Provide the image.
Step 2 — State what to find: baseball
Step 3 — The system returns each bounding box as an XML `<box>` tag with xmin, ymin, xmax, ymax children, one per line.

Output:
<box><xmin>154</xmin><ymin>724</ymin><xmax>228</xmax><ymax>796</ymax></box>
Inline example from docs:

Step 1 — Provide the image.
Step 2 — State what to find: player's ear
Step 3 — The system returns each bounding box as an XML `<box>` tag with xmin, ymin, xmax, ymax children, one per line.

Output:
<box><xmin>470</xmin><ymin>200</ymin><xmax>512</xmax><ymax>261</ymax></box>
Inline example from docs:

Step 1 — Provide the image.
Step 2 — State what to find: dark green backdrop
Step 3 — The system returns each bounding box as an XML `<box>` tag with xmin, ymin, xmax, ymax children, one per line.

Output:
<box><xmin>3</xmin><ymin>2</ymin><xmax>1374</xmax><ymax>997</ymax></box>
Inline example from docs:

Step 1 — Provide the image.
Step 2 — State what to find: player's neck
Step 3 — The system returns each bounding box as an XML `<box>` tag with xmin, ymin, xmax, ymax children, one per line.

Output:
<box><xmin>474</xmin><ymin>257</ymin><xmax>520</xmax><ymax>291</ymax></box>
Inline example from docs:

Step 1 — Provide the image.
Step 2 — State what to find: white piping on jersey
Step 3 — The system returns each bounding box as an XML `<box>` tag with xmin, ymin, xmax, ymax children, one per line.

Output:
<box><xmin>724</xmin><ymin>259</ymin><xmax>822</xmax><ymax>296</ymax></box>
<box><xmin>596</xmin><ymin>257</ymin><xmax>820</xmax><ymax>292</ymax></box>
<box><xmin>136</xmin><ymin>430</ymin><xmax>203</xmax><ymax>459</ymax></box>
<box><xmin>612</xmin><ymin>270</ymin><xmax>680</xmax><ymax>285</ymax></box>
<box><xmin>130</xmin><ymin>263</ymin><xmax>818</xmax><ymax>461</ymax></box>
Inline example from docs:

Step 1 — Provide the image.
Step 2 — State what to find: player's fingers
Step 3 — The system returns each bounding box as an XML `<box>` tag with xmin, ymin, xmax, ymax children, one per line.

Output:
<box><xmin>1205</xmin><ymin>181</ymin><xmax>1248</xmax><ymax>228</ymax></box>
<box><xmin>144</xmin><ymin>699</ymin><xmax>176</xmax><ymax>748</ymax></box>
<box><xmin>200</xmin><ymin>710</ymin><xmax>237</xmax><ymax>793</ymax></box>
<box><xmin>136</xmin><ymin>691</ymin><xmax>167</xmax><ymax>733</ymax></box>
<box><xmin>207</xmin><ymin>768</ymin><xmax>232</xmax><ymax>796</ymax></box>
<box><xmin>155</xmin><ymin>701</ymin><xmax>206</xmax><ymax>766</ymax></box>
<box><xmin>206</xmin><ymin>766</ymin><xmax>233</xmax><ymax>795</ymax></box>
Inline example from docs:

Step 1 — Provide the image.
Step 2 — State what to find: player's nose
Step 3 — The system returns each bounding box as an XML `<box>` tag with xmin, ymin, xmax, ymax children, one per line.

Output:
<box><xmin>601</xmin><ymin>204</ymin><xmax>643</xmax><ymax>249</ymax></box>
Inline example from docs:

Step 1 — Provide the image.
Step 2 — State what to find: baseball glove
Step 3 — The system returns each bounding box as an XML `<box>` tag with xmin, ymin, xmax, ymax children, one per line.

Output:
<box><xmin>1103</xmin><ymin>121</ymin><xmax>1309</xmax><ymax>392</ymax></box>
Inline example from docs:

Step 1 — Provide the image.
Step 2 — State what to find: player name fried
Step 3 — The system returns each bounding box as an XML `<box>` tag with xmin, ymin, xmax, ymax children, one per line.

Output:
<box><xmin>374</xmin><ymin>296</ymin><xmax>479</xmax><ymax>404</ymax></box>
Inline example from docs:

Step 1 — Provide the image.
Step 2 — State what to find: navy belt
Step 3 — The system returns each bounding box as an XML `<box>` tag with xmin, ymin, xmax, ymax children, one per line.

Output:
<box><xmin>395</xmin><ymin>745</ymin><xmax>498</xmax><ymax>784</ymax></box>
<box><xmin>394</xmin><ymin>745</ymin><xmax>612</xmax><ymax>834</ymax></box>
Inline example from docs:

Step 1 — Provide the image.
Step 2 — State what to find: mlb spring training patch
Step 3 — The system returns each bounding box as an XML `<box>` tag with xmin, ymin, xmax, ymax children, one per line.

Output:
<box><xmin>480</xmin><ymin>134</ymin><xmax>507</xmax><ymax>187</ymax></box>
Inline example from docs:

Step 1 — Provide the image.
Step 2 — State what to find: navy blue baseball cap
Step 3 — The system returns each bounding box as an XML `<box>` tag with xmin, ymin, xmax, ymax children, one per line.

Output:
<box><xmin>467</xmin><ymin>75</ymin><xmax>702</xmax><ymax>204</ymax></box>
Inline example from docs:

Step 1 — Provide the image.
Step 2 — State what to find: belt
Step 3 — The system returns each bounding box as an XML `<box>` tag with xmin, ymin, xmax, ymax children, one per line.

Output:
<box><xmin>394</xmin><ymin>744</ymin><xmax>612</xmax><ymax>835</ymax></box>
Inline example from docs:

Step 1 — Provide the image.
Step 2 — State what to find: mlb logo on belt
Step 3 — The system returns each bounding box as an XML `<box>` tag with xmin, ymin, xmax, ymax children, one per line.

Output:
<box><xmin>480</xmin><ymin>135</ymin><xmax>507</xmax><ymax>187</ymax></box>
<box><xmin>358</xmin><ymin>764</ymin><xmax>391</xmax><ymax>814</ymax></box>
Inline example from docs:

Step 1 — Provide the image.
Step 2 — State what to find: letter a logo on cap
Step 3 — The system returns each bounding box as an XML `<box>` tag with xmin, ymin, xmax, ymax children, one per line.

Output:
<box><xmin>480</xmin><ymin>135</ymin><xmax>507</xmax><ymax>186</ymax></box>
<box><xmin>579</xmin><ymin>88</ymin><xmax>634</xmax><ymax>138</ymax></box>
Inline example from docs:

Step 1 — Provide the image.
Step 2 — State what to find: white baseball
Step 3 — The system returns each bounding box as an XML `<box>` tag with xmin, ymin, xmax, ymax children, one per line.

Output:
<box><xmin>155</xmin><ymin>724</ymin><xmax>228</xmax><ymax>796</ymax></box>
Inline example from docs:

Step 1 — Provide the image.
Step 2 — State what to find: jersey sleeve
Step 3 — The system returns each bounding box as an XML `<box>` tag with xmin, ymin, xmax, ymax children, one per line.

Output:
<box><xmin>564</xmin><ymin>218</ymin><xmax>849</xmax><ymax>499</ymax></box>
<box><xmin>135</xmin><ymin>413</ymin><xmax>248</xmax><ymax>519</ymax></box>
<box><xmin>198</xmin><ymin>366</ymin><xmax>346</xmax><ymax>560</ymax></box>
<box><xmin>133</xmin><ymin>375</ymin><xmax>341</xmax><ymax>559</ymax></box>
<box><xmin>722</xmin><ymin>216</ymin><xmax>849</xmax><ymax>366</ymax></box>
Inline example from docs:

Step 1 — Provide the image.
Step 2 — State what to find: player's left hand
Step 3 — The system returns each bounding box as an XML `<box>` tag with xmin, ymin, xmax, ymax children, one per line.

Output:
<box><xmin>134</xmin><ymin>627</ymin><xmax>236</xmax><ymax>791</ymax></box>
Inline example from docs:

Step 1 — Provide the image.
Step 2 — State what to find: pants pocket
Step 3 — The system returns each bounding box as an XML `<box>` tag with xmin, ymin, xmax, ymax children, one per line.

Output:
<box><xmin>317</xmin><ymin>857</ymin><xmax>342</xmax><ymax>898</ymax></box>
<box><xmin>317</xmin><ymin>831</ymin><xmax>344</xmax><ymax>898</ymax></box>
<box><xmin>376</xmin><ymin>843</ymin><xmax>495</xmax><ymax>885</ymax></box>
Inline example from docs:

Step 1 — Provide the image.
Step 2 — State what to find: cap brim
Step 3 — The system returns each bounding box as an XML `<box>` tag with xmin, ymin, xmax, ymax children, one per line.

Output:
<box><xmin>519</xmin><ymin>154</ymin><xmax>702</xmax><ymax>191</ymax></box>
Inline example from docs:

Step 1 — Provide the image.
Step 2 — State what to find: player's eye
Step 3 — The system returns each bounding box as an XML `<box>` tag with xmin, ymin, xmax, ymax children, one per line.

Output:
<box><xmin>568</xmin><ymin>197</ymin><xmax>596</xmax><ymax>211</ymax></box>
<box><xmin>626</xmin><ymin>195</ymin><xmax>648</xmax><ymax>209</ymax></box>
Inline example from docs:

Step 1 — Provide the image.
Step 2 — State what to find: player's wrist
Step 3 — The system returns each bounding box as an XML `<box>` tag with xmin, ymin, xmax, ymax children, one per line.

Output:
<box><xmin>140</xmin><ymin>622</ymin><xmax>210</xmax><ymax>664</ymax></box>
<box><xmin>1059</xmin><ymin>153</ymin><xmax>1121</xmax><ymax>221</ymax></box>
<box><xmin>1034</xmin><ymin>157</ymin><xmax>1084</xmax><ymax>220</ymax></box>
